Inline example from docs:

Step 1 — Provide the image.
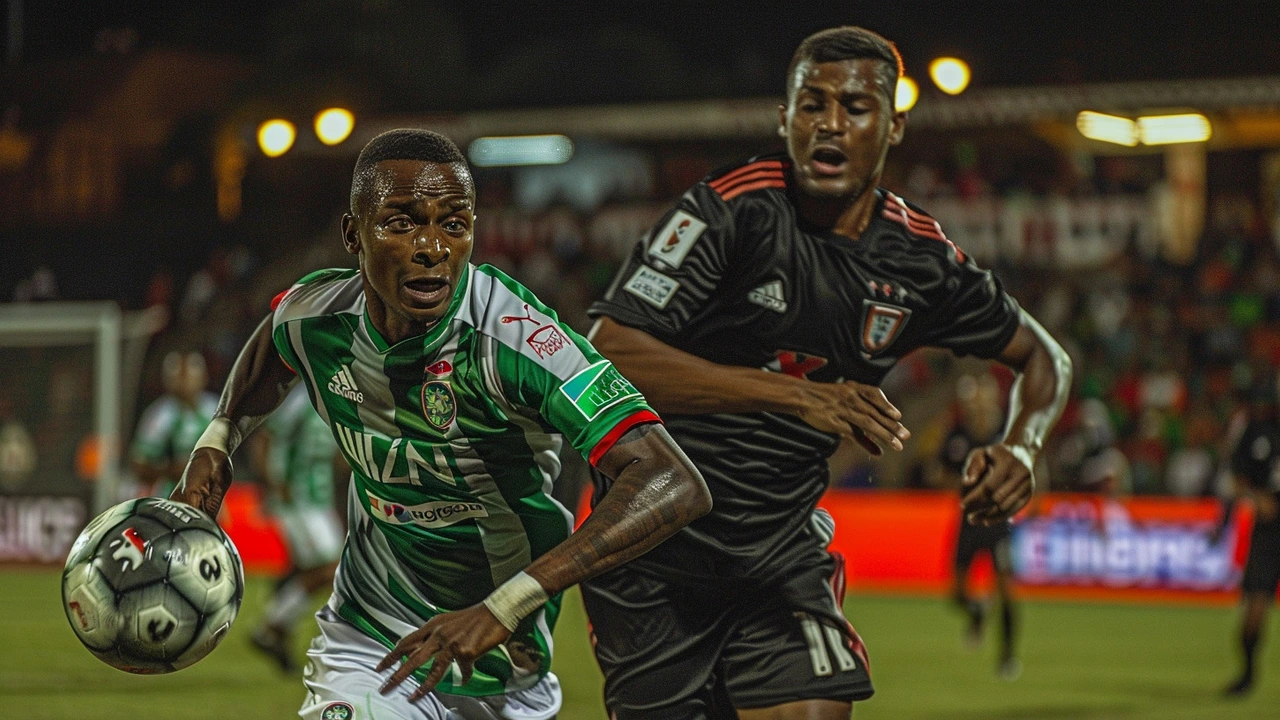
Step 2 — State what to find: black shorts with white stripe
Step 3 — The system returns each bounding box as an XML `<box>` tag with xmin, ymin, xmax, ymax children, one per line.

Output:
<box><xmin>582</xmin><ymin>543</ymin><xmax>872</xmax><ymax>719</ymax></box>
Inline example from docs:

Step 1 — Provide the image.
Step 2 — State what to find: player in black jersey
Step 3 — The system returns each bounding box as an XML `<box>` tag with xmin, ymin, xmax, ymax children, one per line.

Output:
<box><xmin>584</xmin><ymin>26</ymin><xmax>1072</xmax><ymax>719</ymax></box>
<box><xmin>1217</xmin><ymin>375</ymin><xmax>1280</xmax><ymax>696</ymax></box>
<box><xmin>936</xmin><ymin>373</ymin><xmax>1020</xmax><ymax>679</ymax></box>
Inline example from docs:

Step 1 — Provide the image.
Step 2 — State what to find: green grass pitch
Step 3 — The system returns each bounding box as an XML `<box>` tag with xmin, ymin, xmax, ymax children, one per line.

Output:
<box><xmin>4</xmin><ymin>568</ymin><xmax>1277</xmax><ymax>719</ymax></box>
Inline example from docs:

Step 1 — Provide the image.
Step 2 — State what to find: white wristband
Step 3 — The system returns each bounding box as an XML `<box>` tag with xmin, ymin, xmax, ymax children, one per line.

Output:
<box><xmin>1006</xmin><ymin>444</ymin><xmax>1036</xmax><ymax>475</ymax></box>
<box><xmin>482</xmin><ymin>571</ymin><xmax>549</xmax><ymax>633</ymax></box>
<box><xmin>194</xmin><ymin>417</ymin><xmax>242</xmax><ymax>456</ymax></box>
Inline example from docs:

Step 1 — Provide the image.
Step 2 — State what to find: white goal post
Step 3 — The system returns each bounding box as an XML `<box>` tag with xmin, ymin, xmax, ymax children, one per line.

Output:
<box><xmin>0</xmin><ymin>302</ymin><xmax>165</xmax><ymax>562</ymax></box>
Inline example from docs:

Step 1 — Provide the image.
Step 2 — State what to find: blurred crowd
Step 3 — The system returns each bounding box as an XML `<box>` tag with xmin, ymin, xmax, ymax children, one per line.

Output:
<box><xmin>11</xmin><ymin>136</ymin><xmax>1278</xmax><ymax>501</ymax></box>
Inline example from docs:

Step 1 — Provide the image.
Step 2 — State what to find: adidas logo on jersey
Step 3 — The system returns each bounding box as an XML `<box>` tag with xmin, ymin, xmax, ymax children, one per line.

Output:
<box><xmin>748</xmin><ymin>280</ymin><xmax>787</xmax><ymax>313</ymax></box>
<box><xmin>328</xmin><ymin>365</ymin><xmax>364</xmax><ymax>404</ymax></box>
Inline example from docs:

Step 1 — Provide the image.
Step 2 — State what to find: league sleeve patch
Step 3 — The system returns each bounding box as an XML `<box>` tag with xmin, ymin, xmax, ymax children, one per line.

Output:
<box><xmin>559</xmin><ymin>361</ymin><xmax>643</xmax><ymax>421</ymax></box>
<box><xmin>647</xmin><ymin>210</ymin><xmax>707</xmax><ymax>268</ymax></box>
<box><xmin>622</xmin><ymin>266</ymin><xmax>680</xmax><ymax>310</ymax></box>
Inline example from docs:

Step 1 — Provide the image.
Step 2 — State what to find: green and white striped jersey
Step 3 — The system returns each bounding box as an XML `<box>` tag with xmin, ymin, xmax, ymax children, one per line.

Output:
<box><xmin>130</xmin><ymin>392</ymin><xmax>219</xmax><ymax>490</ymax></box>
<box><xmin>264</xmin><ymin>383</ymin><xmax>340</xmax><ymax>511</ymax></box>
<box><xmin>270</xmin><ymin>264</ymin><xmax>657</xmax><ymax>697</ymax></box>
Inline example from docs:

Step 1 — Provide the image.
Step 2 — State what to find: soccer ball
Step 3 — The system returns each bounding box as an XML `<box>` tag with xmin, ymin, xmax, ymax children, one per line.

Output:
<box><xmin>61</xmin><ymin>497</ymin><xmax>244</xmax><ymax>674</ymax></box>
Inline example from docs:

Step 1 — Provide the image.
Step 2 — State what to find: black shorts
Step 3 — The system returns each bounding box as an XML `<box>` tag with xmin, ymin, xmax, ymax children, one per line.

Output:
<box><xmin>1242</xmin><ymin>511</ymin><xmax>1280</xmax><ymax>595</ymax></box>
<box><xmin>581</xmin><ymin>547</ymin><xmax>873</xmax><ymax>719</ymax></box>
<box><xmin>954</xmin><ymin>518</ymin><xmax>1013</xmax><ymax>575</ymax></box>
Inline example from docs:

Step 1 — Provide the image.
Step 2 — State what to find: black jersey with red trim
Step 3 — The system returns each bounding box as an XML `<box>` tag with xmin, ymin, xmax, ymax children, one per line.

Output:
<box><xmin>588</xmin><ymin>153</ymin><xmax>1022</xmax><ymax>577</ymax></box>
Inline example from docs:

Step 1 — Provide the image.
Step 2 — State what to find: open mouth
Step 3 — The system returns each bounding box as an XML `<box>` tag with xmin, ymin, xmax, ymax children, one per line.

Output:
<box><xmin>402</xmin><ymin>277</ymin><xmax>451</xmax><ymax>306</ymax></box>
<box><xmin>810</xmin><ymin>146</ymin><xmax>848</xmax><ymax>175</ymax></box>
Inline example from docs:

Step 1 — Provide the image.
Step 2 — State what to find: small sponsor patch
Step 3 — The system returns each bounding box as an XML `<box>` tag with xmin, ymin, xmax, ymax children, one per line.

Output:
<box><xmin>425</xmin><ymin>360</ymin><xmax>452</xmax><ymax>377</ymax></box>
<box><xmin>321</xmin><ymin>702</ymin><xmax>353</xmax><ymax>720</ymax></box>
<box><xmin>420</xmin><ymin>380</ymin><xmax>456</xmax><ymax>431</ymax></box>
<box><xmin>527</xmin><ymin>324</ymin><xmax>570</xmax><ymax>359</ymax></box>
<box><xmin>366</xmin><ymin>491</ymin><xmax>488</xmax><ymax>528</ymax></box>
<box><xmin>861</xmin><ymin>300</ymin><xmax>911</xmax><ymax>354</ymax></box>
<box><xmin>560</xmin><ymin>361</ymin><xmax>643</xmax><ymax>421</ymax></box>
<box><xmin>622</xmin><ymin>266</ymin><xmax>680</xmax><ymax>310</ymax></box>
<box><xmin>647</xmin><ymin>210</ymin><xmax>707</xmax><ymax>268</ymax></box>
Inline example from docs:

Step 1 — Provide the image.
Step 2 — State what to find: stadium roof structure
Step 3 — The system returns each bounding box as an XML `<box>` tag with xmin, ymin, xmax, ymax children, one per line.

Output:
<box><xmin>345</xmin><ymin>75</ymin><xmax>1280</xmax><ymax>151</ymax></box>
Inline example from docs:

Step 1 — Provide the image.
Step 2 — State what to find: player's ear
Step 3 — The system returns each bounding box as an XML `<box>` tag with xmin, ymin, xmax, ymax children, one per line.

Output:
<box><xmin>341</xmin><ymin>213</ymin><xmax>361</xmax><ymax>256</ymax></box>
<box><xmin>888</xmin><ymin>109</ymin><xmax>907</xmax><ymax>147</ymax></box>
<box><xmin>776</xmin><ymin>104</ymin><xmax>788</xmax><ymax>138</ymax></box>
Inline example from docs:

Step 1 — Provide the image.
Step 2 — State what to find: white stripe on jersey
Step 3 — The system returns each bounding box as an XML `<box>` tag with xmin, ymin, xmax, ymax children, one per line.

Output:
<box><xmin>289</xmin><ymin>321</ymin><xmax>332</xmax><ymax>425</ymax></box>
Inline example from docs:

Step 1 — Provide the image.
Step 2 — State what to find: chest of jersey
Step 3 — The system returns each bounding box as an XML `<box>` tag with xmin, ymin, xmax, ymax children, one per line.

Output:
<box><xmin>691</xmin><ymin>219</ymin><xmax>946</xmax><ymax>384</ymax></box>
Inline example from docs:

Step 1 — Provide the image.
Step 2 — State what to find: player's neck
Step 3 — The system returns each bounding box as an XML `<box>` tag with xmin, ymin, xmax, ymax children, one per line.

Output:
<box><xmin>365</xmin><ymin>296</ymin><xmax>436</xmax><ymax>346</ymax></box>
<box><xmin>794</xmin><ymin>186</ymin><xmax>878</xmax><ymax>240</ymax></box>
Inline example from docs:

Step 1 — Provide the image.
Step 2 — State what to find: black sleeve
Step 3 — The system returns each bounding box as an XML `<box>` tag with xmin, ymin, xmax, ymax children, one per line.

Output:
<box><xmin>588</xmin><ymin>183</ymin><xmax>737</xmax><ymax>344</ymax></box>
<box><xmin>925</xmin><ymin>254</ymin><xmax>1022</xmax><ymax>359</ymax></box>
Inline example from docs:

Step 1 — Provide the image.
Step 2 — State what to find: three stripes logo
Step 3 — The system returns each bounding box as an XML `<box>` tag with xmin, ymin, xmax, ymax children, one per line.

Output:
<box><xmin>747</xmin><ymin>280</ymin><xmax>787</xmax><ymax>313</ymax></box>
<box><xmin>328</xmin><ymin>364</ymin><xmax>364</xmax><ymax>404</ymax></box>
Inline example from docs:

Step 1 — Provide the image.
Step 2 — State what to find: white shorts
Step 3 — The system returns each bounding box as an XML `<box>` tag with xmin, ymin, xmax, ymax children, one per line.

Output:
<box><xmin>299</xmin><ymin>604</ymin><xmax>562</xmax><ymax>720</ymax></box>
<box><xmin>276</xmin><ymin>505</ymin><xmax>345</xmax><ymax>570</ymax></box>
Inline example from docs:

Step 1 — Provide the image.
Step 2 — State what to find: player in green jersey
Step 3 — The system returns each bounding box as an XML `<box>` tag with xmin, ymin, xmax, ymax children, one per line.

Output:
<box><xmin>172</xmin><ymin>128</ymin><xmax>711</xmax><ymax>720</ymax></box>
<box><xmin>249</xmin><ymin>382</ymin><xmax>349</xmax><ymax>674</ymax></box>
<box><xmin>130</xmin><ymin>350</ymin><xmax>218</xmax><ymax>498</ymax></box>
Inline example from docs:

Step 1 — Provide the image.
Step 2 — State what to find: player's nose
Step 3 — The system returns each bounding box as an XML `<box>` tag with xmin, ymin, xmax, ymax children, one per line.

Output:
<box><xmin>413</xmin><ymin>233</ymin><xmax>450</xmax><ymax>265</ymax></box>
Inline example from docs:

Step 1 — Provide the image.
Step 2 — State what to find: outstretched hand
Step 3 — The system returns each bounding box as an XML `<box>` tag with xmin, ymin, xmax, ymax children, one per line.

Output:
<box><xmin>960</xmin><ymin>444</ymin><xmax>1034</xmax><ymax>526</ymax></box>
<box><xmin>797</xmin><ymin>381</ymin><xmax>911</xmax><ymax>456</ymax></box>
<box><xmin>376</xmin><ymin>604</ymin><xmax>512</xmax><ymax>702</ymax></box>
<box><xmin>169</xmin><ymin>447</ymin><xmax>233</xmax><ymax>518</ymax></box>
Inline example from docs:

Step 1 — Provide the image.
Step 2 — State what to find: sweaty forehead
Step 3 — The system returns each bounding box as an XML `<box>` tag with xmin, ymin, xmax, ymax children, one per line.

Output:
<box><xmin>790</xmin><ymin>58</ymin><xmax>891</xmax><ymax>99</ymax></box>
<box><xmin>358</xmin><ymin>159</ymin><xmax>475</xmax><ymax>211</ymax></box>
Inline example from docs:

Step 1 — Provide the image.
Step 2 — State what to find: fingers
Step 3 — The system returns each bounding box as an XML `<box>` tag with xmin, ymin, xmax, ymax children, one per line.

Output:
<box><xmin>853</xmin><ymin>386</ymin><xmax>911</xmax><ymax>445</ymax></box>
<box><xmin>379</xmin><ymin>634</ymin><xmax>442</xmax><ymax>695</ymax></box>
<box><xmin>855</xmin><ymin>385</ymin><xmax>903</xmax><ymax>422</ymax></box>
<box><xmin>960</xmin><ymin>449</ymin><xmax>989</xmax><ymax>488</ymax></box>
<box><xmin>968</xmin><ymin>483</ymin><xmax>1032</xmax><ymax>526</ymax></box>
<box><xmin>406</xmin><ymin>651</ymin><xmax>454</xmax><ymax>702</ymax></box>
<box><xmin>850</xmin><ymin>428</ymin><xmax>883</xmax><ymax>456</ymax></box>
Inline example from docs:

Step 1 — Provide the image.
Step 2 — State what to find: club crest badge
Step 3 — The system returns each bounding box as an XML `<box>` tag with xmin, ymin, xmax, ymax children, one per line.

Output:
<box><xmin>421</xmin><ymin>380</ymin><xmax>456</xmax><ymax>431</ymax></box>
<box><xmin>321</xmin><ymin>703</ymin><xmax>353</xmax><ymax>720</ymax></box>
<box><xmin>860</xmin><ymin>300</ymin><xmax>911</xmax><ymax>354</ymax></box>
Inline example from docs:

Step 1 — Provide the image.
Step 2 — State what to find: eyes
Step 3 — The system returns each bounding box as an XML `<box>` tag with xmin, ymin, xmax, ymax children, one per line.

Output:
<box><xmin>380</xmin><ymin>214</ymin><xmax>471</xmax><ymax>235</ymax></box>
<box><xmin>799</xmin><ymin>100</ymin><xmax>872</xmax><ymax>116</ymax></box>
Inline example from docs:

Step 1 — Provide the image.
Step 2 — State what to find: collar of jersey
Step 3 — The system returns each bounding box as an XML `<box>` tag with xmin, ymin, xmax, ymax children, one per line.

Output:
<box><xmin>360</xmin><ymin>264</ymin><xmax>472</xmax><ymax>355</ymax></box>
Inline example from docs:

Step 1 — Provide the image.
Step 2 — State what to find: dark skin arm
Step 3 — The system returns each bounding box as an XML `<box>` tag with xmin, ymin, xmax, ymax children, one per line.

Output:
<box><xmin>378</xmin><ymin>422</ymin><xmax>711</xmax><ymax>700</ymax></box>
<box><xmin>960</xmin><ymin>311</ymin><xmax>1072</xmax><ymax>526</ymax></box>
<box><xmin>169</xmin><ymin>315</ymin><xmax>298</xmax><ymax>517</ymax></box>
<box><xmin>588</xmin><ymin>316</ymin><xmax>910</xmax><ymax>455</ymax></box>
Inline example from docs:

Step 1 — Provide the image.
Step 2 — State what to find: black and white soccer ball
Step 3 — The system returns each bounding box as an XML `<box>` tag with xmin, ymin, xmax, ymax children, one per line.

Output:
<box><xmin>61</xmin><ymin>497</ymin><xmax>244</xmax><ymax>674</ymax></box>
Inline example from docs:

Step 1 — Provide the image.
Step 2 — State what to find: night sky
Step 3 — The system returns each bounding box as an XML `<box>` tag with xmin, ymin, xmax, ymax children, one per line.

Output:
<box><xmin>11</xmin><ymin>1</ymin><xmax>1280</xmax><ymax>111</ymax></box>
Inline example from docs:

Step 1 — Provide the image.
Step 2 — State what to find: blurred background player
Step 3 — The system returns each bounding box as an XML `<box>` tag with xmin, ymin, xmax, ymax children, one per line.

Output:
<box><xmin>1215</xmin><ymin>371</ymin><xmax>1280</xmax><ymax>696</ymax></box>
<box><xmin>934</xmin><ymin>372</ymin><xmax>1020</xmax><ymax>679</ymax></box>
<box><xmin>247</xmin><ymin>382</ymin><xmax>349</xmax><ymax>674</ymax></box>
<box><xmin>586</xmin><ymin>26</ymin><xmax>1071</xmax><ymax>719</ymax></box>
<box><xmin>128</xmin><ymin>350</ymin><xmax>218</xmax><ymax>498</ymax></box>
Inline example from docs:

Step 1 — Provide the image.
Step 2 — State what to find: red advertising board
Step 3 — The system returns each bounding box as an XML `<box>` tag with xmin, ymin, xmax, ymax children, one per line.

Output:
<box><xmin>817</xmin><ymin>490</ymin><xmax>1252</xmax><ymax>605</ymax></box>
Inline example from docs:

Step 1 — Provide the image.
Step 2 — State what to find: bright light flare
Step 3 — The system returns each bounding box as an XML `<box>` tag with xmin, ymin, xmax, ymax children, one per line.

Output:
<box><xmin>895</xmin><ymin>76</ymin><xmax>919</xmax><ymax>112</ymax></box>
<box><xmin>1076</xmin><ymin>111</ymin><xmax>1138</xmax><ymax>147</ymax></box>
<box><xmin>1137</xmin><ymin>113</ymin><xmax>1212</xmax><ymax>145</ymax></box>
<box><xmin>467</xmin><ymin>135</ymin><xmax>574</xmax><ymax>167</ymax></box>
<box><xmin>929</xmin><ymin>57</ymin><xmax>970</xmax><ymax>95</ymax></box>
<box><xmin>257</xmin><ymin>119</ymin><xmax>296</xmax><ymax>157</ymax></box>
<box><xmin>314</xmin><ymin>108</ymin><xmax>355</xmax><ymax>145</ymax></box>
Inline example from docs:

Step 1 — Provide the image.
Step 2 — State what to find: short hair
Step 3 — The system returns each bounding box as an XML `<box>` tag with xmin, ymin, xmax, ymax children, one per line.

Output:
<box><xmin>350</xmin><ymin>128</ymin><xmax>469</xmax><ymax>213</ymax></box>
<box><xmin>785</xmin><ymin>26</ymin><xmax>903</xmax><ymax>104</ymax></box>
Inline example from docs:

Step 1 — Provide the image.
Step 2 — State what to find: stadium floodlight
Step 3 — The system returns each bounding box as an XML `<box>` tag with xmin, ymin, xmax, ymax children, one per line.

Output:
<box><xmin>314</xmin><ymin>108</ymin><xmax>355</xmax><ymax>146</ymax></box>
<box><xmin>929</xmin><ymin>57</ymin><xmax>970</xmax><ymax>95</ymax></box>
<box><xmin>257</xmin><ymin>119</ymin><xmax>296</xmax><ymax>157</ymax></box>
<box><xmin>1076</xmin><ymin>111</ymin><xmax>1139</xmax><ymax>147</ymax></box>
<box><xmin>895</xmin><ymin>76</ymin><xmax>919</xmax><ymax>112</ymax></box>
<box><xmin>1136</xmin><ymin>113</ymin><xmax>1212</xmax><ymax>145</ymax></box>
<box><xmin>468</xmin><ymin>134</ymin><xmax>574</xmax><ymax>167</ymax></box>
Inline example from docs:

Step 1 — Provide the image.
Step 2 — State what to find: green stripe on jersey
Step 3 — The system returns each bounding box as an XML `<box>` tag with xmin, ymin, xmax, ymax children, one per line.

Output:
<box><xmin>269</xmin><ymin>263</ymin><xmax>656</xmax><ymax>696</ymax></box>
